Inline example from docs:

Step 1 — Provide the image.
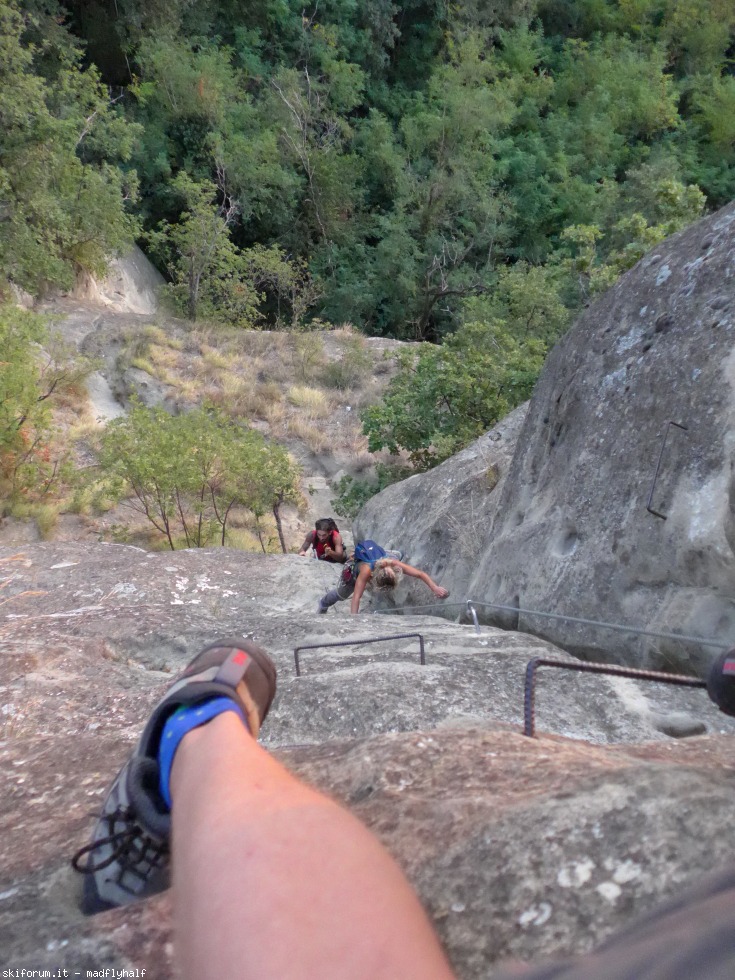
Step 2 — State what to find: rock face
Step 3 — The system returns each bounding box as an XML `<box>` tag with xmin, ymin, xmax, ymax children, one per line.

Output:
<box><xmin>70</xmin><ymin>245</ymin><xmax>165</xmax><ymax>314</ymax></box>
<box><xmin>359</xmin><ymin>202</ymin><xmax>735</xmax><ymax>673</ymax></box>
<box><xmin>2</xmin><ymin>542</ymin><xmax>735</xmax><ymax>979</ymax></box>
<box><xmin>355</xmin><ymin>403</ymin><xmax>528</xmax><ymax>606</ymax></box>
<box><xmin>475</xmin><ymin>202</ymin><xmax>735</xmax><ymax>672</ymax></box>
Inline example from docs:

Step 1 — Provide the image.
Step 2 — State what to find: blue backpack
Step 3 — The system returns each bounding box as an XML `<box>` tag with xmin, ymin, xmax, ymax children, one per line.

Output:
<box><xmin>354</xmin><ymin>540</ymin><xmax>387</xmax><ymax>568</ymax></box>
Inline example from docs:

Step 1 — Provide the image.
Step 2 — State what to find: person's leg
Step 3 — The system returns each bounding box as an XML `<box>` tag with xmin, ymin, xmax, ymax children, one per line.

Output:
<box><xmin>317</xmin><ymin>587</ymin><xmax>342</xmax><ymax>612</ymax></box>
<box><xmin>73</xmin><ymin>638</ymin><xmax>454</xmax><ymax>979</ymax></box>
<box><xmin>171</xmin><ymin>712</ymin><xmax>455</xmax><ymax>980</ymax></box>
<box><xmin>317</xmin><ymin>568</ymin><xmax>356</xmax><ymax>613</ymax></box>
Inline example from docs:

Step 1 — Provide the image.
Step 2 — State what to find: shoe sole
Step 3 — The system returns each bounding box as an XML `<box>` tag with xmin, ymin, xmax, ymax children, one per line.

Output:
<box><xmin>172</xmin><ymin>637</ymin><xmax>277</xmax><ymax>734</ymax></box>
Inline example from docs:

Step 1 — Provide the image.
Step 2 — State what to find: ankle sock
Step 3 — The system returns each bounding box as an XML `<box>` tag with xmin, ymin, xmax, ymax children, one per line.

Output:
<box><xmin>157</xmin><ymin>697</ymin><xmax>246</xmax><ymax>808</ymax></box>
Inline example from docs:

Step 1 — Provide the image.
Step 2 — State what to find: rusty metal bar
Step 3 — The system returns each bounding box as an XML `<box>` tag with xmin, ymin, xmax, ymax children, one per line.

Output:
<box><xmin>523</xmin><ymin>657</ymin><xmax>706</xmax><ymax>737</ymax></box>
<box><xmin>647</xmin><ymin>420</ymin><xmax>688</xmax><ymax>520</ymax></box>
<box><xmin>294</xmin><ymin>632</ymin><xmax>426</xmax><ymax>677</ymax></box>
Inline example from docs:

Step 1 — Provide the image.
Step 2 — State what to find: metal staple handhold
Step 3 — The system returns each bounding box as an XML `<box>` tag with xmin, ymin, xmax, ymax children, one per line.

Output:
<box><xmin>466</xmin><ymin>600</ymin><xmax>480</xmax><ymax>634</ymax></box>
<box><xmin>647</xmin><ymin>420</ymin><xmax>688</xmax><ymax>520</ymax></box>
<box><xmin>294</xmin><ymin>632</ymin><xmax>426</xmax><ymax>677</ymax></box>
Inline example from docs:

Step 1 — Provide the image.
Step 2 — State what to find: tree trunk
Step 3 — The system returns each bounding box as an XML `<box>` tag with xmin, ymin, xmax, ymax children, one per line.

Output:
<box><xmin>272</xmin><ymin>500</ymin><xmax>287</xmax><ymax>553</ymax></box>
<box><xmin>189</xmin><ymin>268</ymin><xmax>200</xmax><ymax>320</ymax></box>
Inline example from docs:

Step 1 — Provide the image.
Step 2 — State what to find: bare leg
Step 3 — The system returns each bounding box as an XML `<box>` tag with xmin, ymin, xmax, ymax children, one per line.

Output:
<box><xmin>171</xmin><ymin>712</ymin><xmax>455</xmax><ymax>980</ymax></box>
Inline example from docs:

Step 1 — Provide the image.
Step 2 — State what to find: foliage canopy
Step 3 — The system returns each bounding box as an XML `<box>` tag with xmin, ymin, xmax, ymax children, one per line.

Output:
<box><xmin>0</xmin><ymin>0</ymin><xmax>140</xmax><ymax>295</ymax></box>
<box><xmin>0</xmin><ymin>303</ymin><xmax>87</xmax><ymax>502</ymax></box>
<box><xmin>96</xmin><ymin>402</ymin><xmax>302</xmax><ymax>551</ymax></box>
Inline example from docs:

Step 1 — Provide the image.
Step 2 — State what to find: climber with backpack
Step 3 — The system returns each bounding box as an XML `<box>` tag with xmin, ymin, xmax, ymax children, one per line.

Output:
<box><xmin>317</xmin><ymin>539</ymin><xmax>449</xmax><ymax>614</ymax></box>
<box><xmin>298</xmin><ymin>518</ymin><xmax>346</xmax><ymax>563</ymax></box>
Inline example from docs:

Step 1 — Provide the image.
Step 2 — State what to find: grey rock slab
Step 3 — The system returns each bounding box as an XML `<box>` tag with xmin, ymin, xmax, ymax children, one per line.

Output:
<box><xmin>69</xmin><ymin>244</ymin><xmax>165</xmax><ymax>315</ymax></box>
<box><xmin>2</xmin><ymin>542</ymin><xmax>735</xmax><ymax>978</ymax></box>
<box><xmin>5</xmin><ymin>728</ymin><xmax>733</xmax><ymax>979</ymax></box>
<box><xmin>84</xmin><ymin>370</ymin><xmax>126</xmax><ymax>421</ymax></box>
<box><xmin>283</xmin><ymin>730</ymin><xmax>735</xmax><ymax>979</ymax></box>
<box><xmin>2</xmin><ymin>543</ymin><xmax>734</xmax><ymax>753</ymax></box>
<box><xmin>469</xmin><ymin>203</ymin><xmax>735</xmax><ymax>673</ymax></box>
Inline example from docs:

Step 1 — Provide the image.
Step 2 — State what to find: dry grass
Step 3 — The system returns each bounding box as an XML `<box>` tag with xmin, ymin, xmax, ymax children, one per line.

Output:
<box><xmin>222</xmin><ymin>528</ymin><xmax>270</xmax><ymax>552</ymax></box>
<box><xmin>170</xmin><ymin>379</ymin><xmax>199</xmax><ymax>408</ymax></box>
<box><xmin>190</xmin><ymin>325</ymin><xmax>220</xmax><ymax>350</ymax></box>
<box><xmin>288</xmin><ymin>333</ymin><xmax>325</xmax><ymax>382</ymax></box>
<box><xmin>130</xmin><ymin>355</ymin><xmax>157</xmax><ymax>376</ymax></box>
<box><xmin>262</xmin><ymin>401</ymin><xmax>285</xmax><ymax>427</ymax></box>
<box><xmin>373</xmin><ymin>351</ymin><xmax>394</xmax><ymax>375</ymax></box>
<box><xmin>253</xmin><ymin>382</ymin><xmax>283</xmax><ymax>415</ymax></box>
<box><xmin>331</xmin><ymin>323</ymin><xmax>358</xmax><ymax>338</ymax></box>
<box><xmin>34</xmin><ymin>504</ymin><xmax>59</xmax><ymax>540</ymax></box>
<box><xmin>253</xmin><ymin>330</ymin><xmax>289</xmax><ymax>355</ymax></box>
<box><xmin>348</xmin><ymin>450</ymin><xmax>374</xmax><ymax>473</ymax></box>
<box><xmin>320</xmin><ymin>334</ymin><xmax>372</xmax><ymax>391</ymax></box>
<box><xmin>286</xmin><ymin>416</ymin><xmax>331</xmax><ymax>454</ymax></box>
<box><xmin>218</xmin><ymin>373</ymin><xmax>259</xmax><ymax>416</ymax></box>
<box><xmin>150</xmin><ymin>344</ymin><xmax>184</xmax><ymax>371</ymax></box>
<box><xmin>143</xmin><ymin>325</ymin><xmax>181</xmax><ymax>349</ymax></box>
<box><xmin>200</xmin><ymin>345</ymin><xmax>231</xmax><ymax>371</ymax></box>
<box><xmin>287</xmin><ymin>386</ymin><xmax>330</xmax><ymax>417</ymax></box>
<box><xmin>52</xmin><ymin>378</ymin><xmax>92</xmax><ymax>413</ymax></box>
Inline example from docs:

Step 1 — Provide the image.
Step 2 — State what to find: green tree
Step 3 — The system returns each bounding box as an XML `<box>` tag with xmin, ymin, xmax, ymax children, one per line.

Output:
<box><xmin>96</xmin><ymin>403</ymin><xmax>302</xmax><ymax>550</ymax></box>
<box><xmin>266</xmin><ymin>58</ymin><xmax>366</xmax><ymax>247</ymax></box>
<box><xmin>331</xmin><ymin>461</ymin><xmax>412</xmax><ymax>520</ymax></box>
<box><xmin>147</xmin><ymin>172</ymin><xmax>252</xmax><ymax>322</ymax></box>
<box><xmin>0</xmin><ymin>0</ymin><xmax>140</xmax><ymax>295</ymax></box>
<box><xmin>0</xmin><ymin>304</ymin><xmax>87</xmax><ymax>500</ymax></box>
<box><xmin>251</xmin><ymin>439</ymin><xmax>303</xmax><ymax>553</ymax></box>
<box><xmin>348</xmin><ymin>31</ymin><xmax>518</xmax><ymax>339</ymax></box>
<box><xmin>360</xmin><ymin>260</ymin><xmax>565</xmax><ymax>468</ymax></box>
<box><xmin>558</xmin><ymin>174</ymin><xmax>706</xmax><ymax>299</ymax></box>
<box><xmin>147</xmin><ymin>171</ymin><xmax>323</xmax><ymax>327</ymax></box>
<box><xmin>363</xmin><ymin>321</ymin><xmax>545</xmax><ymax>469</ymax></box>
<box><xmin>35</xmin><ymin>0</ymin><xmax>735</xmax><ymax>338</ymax></box>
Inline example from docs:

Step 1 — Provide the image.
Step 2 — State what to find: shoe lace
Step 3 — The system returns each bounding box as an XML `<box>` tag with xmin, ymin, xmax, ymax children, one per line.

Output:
<box><xmin>71</xmin><ymin>806</ymin><xmax>167</xmax><ymax>875</ymax></box>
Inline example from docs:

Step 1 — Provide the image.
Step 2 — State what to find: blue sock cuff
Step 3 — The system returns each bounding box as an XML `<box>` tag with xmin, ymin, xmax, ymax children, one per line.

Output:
<box><xmin>158</xmin><ymin>697</ymin><xmax>246</xmax><ymax>809</ymax></box>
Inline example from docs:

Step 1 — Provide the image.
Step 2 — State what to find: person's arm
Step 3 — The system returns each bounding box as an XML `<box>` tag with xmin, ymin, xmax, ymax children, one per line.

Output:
<box><xmin>350</xmin><ymin>564</ymin><xmax>373</xmax><ymax>614</ymax></box>
<box><xmin>171</xmin><ymin>712</ymin><xmax>456</xmax><ymax>980</ymax></box>
<box><xmin>324</xmin><ymin>533</ymin><xmax>346</xmax><ymax>563</ymax></box>
<box><xmin>397</xmin><ymin>561</ymin><xmax>449</xmax><ymax>599</ymax></box>
<box><xmin>298</xmin><ymin>532</ymin><xmax>314</xmax><ymax>556</ymax></box>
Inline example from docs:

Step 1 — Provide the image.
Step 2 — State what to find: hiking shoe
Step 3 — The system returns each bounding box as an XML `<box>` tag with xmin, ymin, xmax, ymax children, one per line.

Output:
<box><xmin>317</xmin><ymin>599</ymin><xmax>328</xmax><ymax>614</ymax></box>
<box><xmin>71</xmin><ymin>637</ymin><xmax>277</xmax><ymax>915</ymax></box>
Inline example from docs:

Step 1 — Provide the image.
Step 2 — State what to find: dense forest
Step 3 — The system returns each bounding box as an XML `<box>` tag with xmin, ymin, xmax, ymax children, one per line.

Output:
<box><xmin>2</xmin><ymin>0</ymin><xmax>734</xmax><ymax>468</ymax></box>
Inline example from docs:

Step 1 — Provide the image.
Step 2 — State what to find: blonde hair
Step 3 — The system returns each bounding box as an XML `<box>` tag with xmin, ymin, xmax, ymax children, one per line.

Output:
<box><xmin>372</xmin><ymin>558</ymin><xmax>403</xmax><ymax>591</ymax></box>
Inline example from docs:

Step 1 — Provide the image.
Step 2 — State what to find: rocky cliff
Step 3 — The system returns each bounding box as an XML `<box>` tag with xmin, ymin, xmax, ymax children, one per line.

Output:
<box><xmin>2</xmin><ymin>542</ymin><xmax>735</xmax><ymax>978</ymax></box>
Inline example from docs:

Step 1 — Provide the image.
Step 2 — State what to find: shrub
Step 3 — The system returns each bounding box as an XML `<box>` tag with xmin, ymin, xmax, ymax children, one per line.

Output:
<box><xmin>95</xmin><ymin>402</ymin><xmax>302</xmax><ymax>551</ymax></box>
<box><xmin>320</xmin><ymin>336</ymin><xmax>372</xmax><ymax>390</ymax></box>
<box><xmin>331</xmin><ymin>462</ymin><xmax>412</xmax><ymax>520</ymax></box>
